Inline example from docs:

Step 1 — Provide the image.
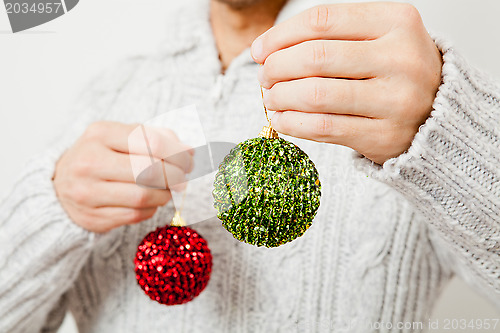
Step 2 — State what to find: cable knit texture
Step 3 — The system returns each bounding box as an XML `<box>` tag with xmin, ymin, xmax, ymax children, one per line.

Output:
<box><xmin>0</xmin><ymin>1</ymin><xmax>499</xmax><ymax>332</ymax></box>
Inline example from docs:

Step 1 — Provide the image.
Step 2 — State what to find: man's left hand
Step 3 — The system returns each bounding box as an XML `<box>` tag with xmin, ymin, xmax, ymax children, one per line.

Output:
<box><xmin>252</xmin><ymin>2</ymin><xmax>442</xmax><ymax>165</ymax></box>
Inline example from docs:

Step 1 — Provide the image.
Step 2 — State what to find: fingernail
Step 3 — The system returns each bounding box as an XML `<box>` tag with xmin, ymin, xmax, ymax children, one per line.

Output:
<box><xmin>251</xmin><ymin>38</ymin><xmax>264</xmax><ymax>62</ymax></box>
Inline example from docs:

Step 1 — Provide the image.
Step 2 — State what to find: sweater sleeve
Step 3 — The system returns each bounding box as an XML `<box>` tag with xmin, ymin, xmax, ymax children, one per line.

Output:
<box><xmin>0</xmin><ymin>58</ymin><xmax>143</xmax><ymax>333</ymax></box>
<box><xmin>353</xmin><ymin>37</ymin><xmax>500</xmax><ymax>308</ymax></box>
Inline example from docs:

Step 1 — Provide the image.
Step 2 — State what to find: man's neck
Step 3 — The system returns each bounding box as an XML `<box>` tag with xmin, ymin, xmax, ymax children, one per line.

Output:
<box><xmin>210</xmin><ymin>0</ymin><xmax>287</xmax><ymax>72</ymax></box>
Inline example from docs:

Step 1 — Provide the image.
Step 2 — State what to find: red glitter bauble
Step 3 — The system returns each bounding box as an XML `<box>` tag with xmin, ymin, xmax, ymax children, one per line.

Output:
<box><xmin>134</xmin><ymin>226</ymin><xmax>212</xmax><ymax>305</ymax></box>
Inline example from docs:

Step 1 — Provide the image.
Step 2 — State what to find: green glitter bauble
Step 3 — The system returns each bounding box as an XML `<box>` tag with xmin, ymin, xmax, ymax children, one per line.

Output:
<box><xmin>212</xmin><ymin>137</ymin><xmax>321</xmax><ymax>248</ymax></box>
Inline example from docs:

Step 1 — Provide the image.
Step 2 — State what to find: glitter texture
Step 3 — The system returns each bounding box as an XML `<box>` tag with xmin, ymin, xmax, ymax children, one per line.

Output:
<box><xmin>134</xmin><ymin>226</ymin><xmax>212</xmax><ymax>305</ymax></box>
<box><xmin>213</xmin><ymin>137</ymin><xmax>321</xmax><ymax>248</ymax></box>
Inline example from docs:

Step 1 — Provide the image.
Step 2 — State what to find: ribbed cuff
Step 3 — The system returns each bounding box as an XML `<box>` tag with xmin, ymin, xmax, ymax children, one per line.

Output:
<box><xmin>352</xmin><ymin>35</ymin><xmax>500</xmax><ymax>306</ymax></box>
<box><xmin>353</xmin><ymin>36</ymin><xmax>500</xmax><ymax>250</ymax></box>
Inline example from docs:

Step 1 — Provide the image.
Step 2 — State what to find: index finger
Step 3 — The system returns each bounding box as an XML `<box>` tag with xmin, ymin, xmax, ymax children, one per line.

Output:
<box><xmin>251</xmin><ymin>3</ymin><xmax>398</xmax><ymax>63</ymax></box>
<box><xmin>128</xmin><ymin>125</ymin><xmax>194</xmax><ymax>173</ymax></box>
<box><xmin>85</xmin><ymin>121</ymin><xmax>194</xmax><ymax>173</ymax></box>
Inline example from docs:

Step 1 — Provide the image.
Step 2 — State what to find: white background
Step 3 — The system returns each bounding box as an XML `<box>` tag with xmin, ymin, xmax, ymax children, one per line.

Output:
<box><xmin>0</xmin><ymin>1</ymin><xmax>499</xmax><ymax>332</ymax></box>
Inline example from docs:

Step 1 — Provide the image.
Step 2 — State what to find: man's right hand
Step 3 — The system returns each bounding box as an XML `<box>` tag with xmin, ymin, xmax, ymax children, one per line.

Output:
<box><xmin>53</xmin><ymin>121</ymin><xmax>194</xmax><ymax>233</ymax></box>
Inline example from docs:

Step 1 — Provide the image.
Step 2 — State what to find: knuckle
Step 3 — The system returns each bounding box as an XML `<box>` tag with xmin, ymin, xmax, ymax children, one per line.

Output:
<box><xmin>381</xmin><ymin>124</ymin><xmax>402</xmax><ymax>151</ymax></box>
<box><xmin>393</xmin><ymin>87</ymin><xmax>417</xmax><ymax>113</ymax></box>
<box><xmin>157</xmin><ymin>127</ymin><xmax>179</xmax><ymax>144</ymax></box>
<box><xmin>133</xmin><ymin>189</ymin><xmax>151</xmax><ymax>208</ymax></box>
<box><xmin>336</xmin><ymin>83</ymin><xmax>354</xmax><ymax>107</ymax></box>
<box><xmin>142</xmin><ymin>208</ymin><xmax>158</xmax><ymax>222</ymax></box>
<box><xmin>72</xmin><ymin>184</ymin><xmax>89</xmax><ymax>205</ymax></box>
<box><xmin>314</xmin><ymin>115</ymin><xmax>335</xmax><ymax>138</ymax></box>
<box><xmin>307</xmin><ymin>81</ymin><xmax>326</xmax><ymax>109</ymax></box>
<box><xmin>384</xmin><ymin>127</ymin><xmax>399</xmax><ymax>145</ymax></box>
<box><xmin>148</xmin><ymin>207</ymin><xmax>159</xmax><ymax>219</ymax></box>
<box><xmin>307</xmin><ymin>5</ymin><xmax>332</xmax><ymax>33</ymax></box>
<box><xmin>386</xmin><ymin>48</ymin><xmax>410</xmax><ymax>71</ymax></box>
<box><xmin>128</xmin><ymin>208</ymin><xmax>157</xmax><ymax>224</ymax></box>
<box><xmin>310</xmin><ymin>41</ymin><xmax>328</xmax><ymax>70</ymax></box>
<box><xmin>136</xmin><ymin>161</ymin><xmax>162</xmax><ymax>187</ymax></box>
<box><xmin>146</xmin><ymin>132</ymin><xmax>164</xmax><ymax>158</ymax></box>
<box><xmin>408</xmin><ymin>53</ymin><xmax>430</xmax><ymax>78</ymax></box>
<box><xmin>159</xmin><ymin>191</ymin><xmax>171</xmax><ymax>206</ymax></box>
<box><xmin>396</xmin><ymin>3</ymin><xmax>422</xmax><ymax>26</ymax></box>
<box><xmin>73</xmin><ymin>155</ymin><xmax>94</xmax><ymax>177</ymax></box>
<box><xmin>81</xmin><ymin>215</ymin><xmax>106</xmax><ymax>233</ymax></box>
<box><xmin>83</xmin><ymin>122</ymin><xmax>106</xmax><ymax>140</ymax></box>
<box><xmin>128</xmin><ymin>209</ymin><xmax>145</xmax><ymax>224</ymax></box>
<box><xmin>162</xmin><ymin>128</ymin><xmax>178</xmax><ymax>141</ymax></box>
<box><xmin>396</xmin><ymin>46</ymin><xmax>421</xmax><ymax>69</ymax></box>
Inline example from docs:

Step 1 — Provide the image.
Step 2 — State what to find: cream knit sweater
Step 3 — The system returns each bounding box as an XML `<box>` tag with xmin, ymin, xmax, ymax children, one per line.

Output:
<box><xmin>1</xmin><ymin>1</ymin><xmax>499</xmax><ymax>332</ymax></box>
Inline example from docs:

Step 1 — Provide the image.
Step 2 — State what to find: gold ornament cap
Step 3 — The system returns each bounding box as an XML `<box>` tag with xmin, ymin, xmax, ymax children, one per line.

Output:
<box><xmin>170</xmin><ymin>211</ymin><xmax>186</xmax><ymax>227</ymax></box>
<box><xmin>259</xmin><ymin>125</ymin><xmax>278</xmax><ymax>139</ymax></box>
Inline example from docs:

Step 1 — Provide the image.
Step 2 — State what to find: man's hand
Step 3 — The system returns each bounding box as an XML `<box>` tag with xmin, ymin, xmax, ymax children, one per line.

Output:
<box><xmin>252</xmin><ymin>2</ymin><xmax>442</xmax><ymax>165</ymax></box>
<box><xmin>53</xmin><ymin>122</ymin><xmax>193</xmax><ymax>233</ymax></box>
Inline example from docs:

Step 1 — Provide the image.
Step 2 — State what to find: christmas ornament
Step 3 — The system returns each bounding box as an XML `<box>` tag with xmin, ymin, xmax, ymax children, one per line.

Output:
<box><xmin>134</xmin><ymin>162</ymin><xmax>212</xmax><ymax>305</ymax></box>
<box><xmin>213</xmin><ymin>87</ymin><xmax>321</xmax><ymax>248</ymax></box>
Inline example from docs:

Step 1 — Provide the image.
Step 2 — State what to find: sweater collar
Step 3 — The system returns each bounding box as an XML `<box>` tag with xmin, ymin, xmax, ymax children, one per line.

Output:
<box><xmin>159</xmin><ymin>0</ymin><xmax>338</xmax><ymax>58</ymax></box>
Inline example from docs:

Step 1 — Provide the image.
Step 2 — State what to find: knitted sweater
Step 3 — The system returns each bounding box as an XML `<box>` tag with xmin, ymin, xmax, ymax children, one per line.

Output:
<box><xmin>1</xmin><ymin>0</ymin><xmax>499</xmax><ymax>332</ymax></box>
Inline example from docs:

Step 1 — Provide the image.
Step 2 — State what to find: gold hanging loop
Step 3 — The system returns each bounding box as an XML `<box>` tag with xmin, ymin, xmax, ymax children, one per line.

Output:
<box><xmin>261</xmin><ymin>86</ymin><xmax>271</xmax><ymax>124</ymax></box>
<box><xmin>259</xmin><ymin>86</ymin><xmax>278</xmax><ymax>139</ymax></box>
<box><xmin>161</xmin><ymin>157</ymin><xmax>187</xmax><ymax>227</ymax></box>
